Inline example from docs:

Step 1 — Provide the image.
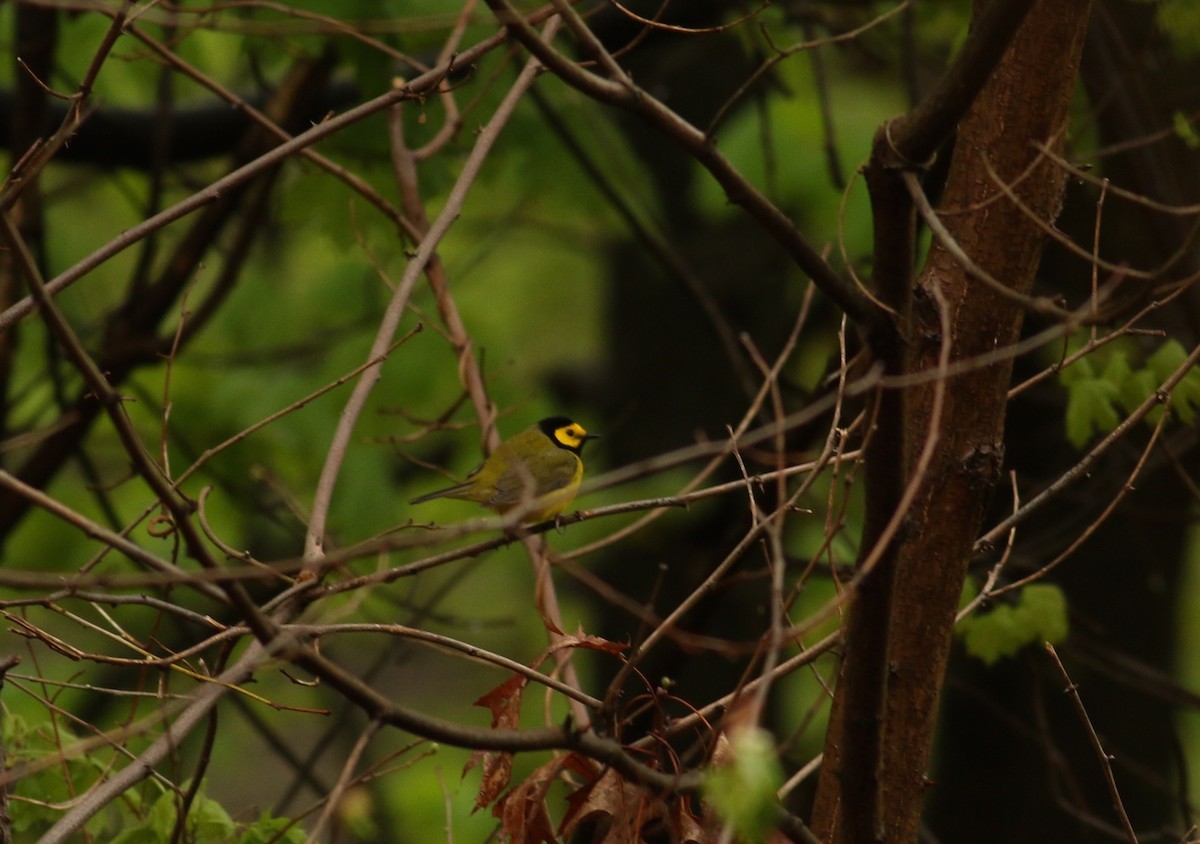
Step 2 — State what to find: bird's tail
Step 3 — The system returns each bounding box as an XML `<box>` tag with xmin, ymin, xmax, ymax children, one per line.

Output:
<box><xmin>409</xmin><ymin>483</ymin><xmax>470</xmax><ymax>505</ymax></box>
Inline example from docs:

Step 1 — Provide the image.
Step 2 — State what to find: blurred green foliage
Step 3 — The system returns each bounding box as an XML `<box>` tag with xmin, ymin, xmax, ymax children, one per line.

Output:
<box><xmin>4</xmin><ymin>710</ymin><xmax>306</xmax><ymax>842</ymax></box>
<box><xmin>18</xmin><ymin>0</ymin><xmax>1198</xmax><ymax>839</ymax></box>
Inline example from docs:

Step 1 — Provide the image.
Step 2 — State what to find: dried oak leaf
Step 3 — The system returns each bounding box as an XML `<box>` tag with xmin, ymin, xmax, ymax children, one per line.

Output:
<box><xmin>493</xmin><ymin>755</ymin><xmax>565</xmax><ymax>844</ymax></box>
<box><xmin>464</xmin><ymin>673</ymin><xmax>529</xmax><ymax>808</ymax></box>
<box><xmin>549</xmin><ymin>629</ymin><xmax>629</xmax><ymax>659</ymax></box>
<box><xmin>560</xmin><ymin>761</ymin><xmax>705</xmax><ymax>844</ymax></box>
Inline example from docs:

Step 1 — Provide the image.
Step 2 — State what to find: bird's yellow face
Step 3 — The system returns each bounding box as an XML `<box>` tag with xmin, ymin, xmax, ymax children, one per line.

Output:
<box><xmin>552</xmin><ymin>422</ymin><xmax>591</xmax><ymax>451</ymax></box>
<box><xmin>538</xmin><ymin>417</ymin><xmax>597</xmax><ymax>455</ymax></box>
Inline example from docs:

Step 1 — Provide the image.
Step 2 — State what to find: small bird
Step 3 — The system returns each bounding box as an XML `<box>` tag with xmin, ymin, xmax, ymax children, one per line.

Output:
<box><xmin>409</xmin><ymin>417</ymin><xmax>598</xmax><ymax>523</ymax></box>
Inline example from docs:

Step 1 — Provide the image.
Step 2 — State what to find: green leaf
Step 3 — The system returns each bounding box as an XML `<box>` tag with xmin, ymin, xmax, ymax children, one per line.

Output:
<box><xmin>189</xmin><ymin>794</ymin><xmax>237</xmax><ymax>843</ymax></box>
<box><xmin>963</xmin><ymin>605</ymin><xmax>1023</xmax><ymax>666</ymax></box>
<box><xmin>147</xmin><ymin>789</ymin><xmax>178</xmax><ymax>839</ymax></box>
<box><xmin>704</xmin><ymin>727</ymin><xmax>784</xmax><ymax>842</ymax></box>
<box><xmin>1021</xmin><ymin>584</ymin><xmax>1069</xmax><ymax>645</ymax></box>
<box><xmin>1175</xmin><ymin>111</ymin><xmax>1200</xmax><ymax>149</ymax></box>
<box><xmin>1147</xmin><ymin>339</ymin><xmax>1188</xmax><ymax>381</ymax></box>
<box><xmin>1118</xmin><ymin>367</ymin><xmax>1157</xmax><ymax>416</ymax></box>
<box><xmin>1100</xmin><ymin>350</ymin><xmax>1132</xmax><ymax>386</ymax></box>
<box><xmin>109</xmin><ymin>828</ymin><xmax>162</xmax><ymax>844</ymax></box>
<box><xmin>960</xmin><ymin>584</ymin><xmax>1069</xmax><ymax>666</ymax></box>
<box><xmin>1057</xmin><ymin>353</ymin><xmax>1096</xmax><ymax>386</ymax></box>
<box><xmin>1059</xmin><ymin>350</ymin><xmax>1129</xmax><ymax>446</ymax></box>
<box><xmin>238</xmin><ymin>814</ymin><xmax>308</xmax><ymax>844</ymax></box>
<box><xmin>108</xmin><ymin>786</ymin><xmax>238</xmax><ymax>844</ymax></box>
<box><xmin>110</xmin><ymin>795</ymin><xmax>170</xmax><ymax>844</ymax></box>
<box><xmin>1147</xmin><ymin>340</ymin><xmax>1200</xmax><ymax>425</ymax></box>
<box><xmin>1063</xmin><ymin>373</ymin><xmax>1122</xmax><ymax>447</ymax></box>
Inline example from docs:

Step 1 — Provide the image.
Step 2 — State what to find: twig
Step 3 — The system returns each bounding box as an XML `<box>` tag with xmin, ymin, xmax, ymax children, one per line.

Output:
<box><xmin>1044</xmin><ymin>644</ymin><xmax>1139</xmax><ymax>844</ymax></box>
<box><xmin>411</xmin><ymin>0</ymin><xmax>475</xmax><ymax>161</ymax></box>
<box><xmin>1036</xmin><ymin>142</ymin><xmax>1200</xmax><ymax>215</ymax></box>
<box><xmin>170</xmin><ymin>674</ymin><xmax>223</xmax><ymax>844</ymax></box>
<box><xmin>303</xmin><ymin>720</ymin><xmax>381</xmax><ymax>844</ymax></box>
<box><xmin>596</xmin><ymin>293</ymin><xmax>830</xmax><ymax>707</ymax></box>
<box><xmin>955</xmin><ymin>471</ymin><xmax>1019</xmax><ymax>622</ymax></box>
<box><xmin>287</xmin><ymin>622</ymin><xmax>602</xmax><ymax>710</ymax></box>
<box><xmin>605</xmin><ymin>0</ymin><xmax>768</xmax><ymax>35</ymax></box>
<box><xmin>0</xmin><ymin>591</ymin><xmax>221</xmax><ymax>629</ymax></box>
<box><xmin>0</xmin><ymin>654</ymin><xmax>18</xmax><ymax>844</ymax></box>
<box><xmin>196</xmin><ymin>487</ymin><xmax>293</xmax><ymax>583</ymax></box>
<box><xmin>1090</xmin><ymin>178</ymin><xmax>1109</xmax><ymax>334</ymax></box>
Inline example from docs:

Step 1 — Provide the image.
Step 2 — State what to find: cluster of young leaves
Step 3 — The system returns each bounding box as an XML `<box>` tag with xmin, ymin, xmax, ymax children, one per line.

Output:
<box><xmin>108</xmin><ymin>791</ymin><xmax>306</xmax><ymax>844</ymax></box>
<box><xmin>5</xmin><ymin>711</ymin><xmax>305</xmax><ymax>843</ymax></box>
<box><xmin>1059</xmin><ymin>338</ymin><xmax>1200</xmax><ymax>447</ymax></box>
<box><xmin>957</xmin><ymin>582</ymin><xmax>1069</xmax><ymax>667</ymax></box>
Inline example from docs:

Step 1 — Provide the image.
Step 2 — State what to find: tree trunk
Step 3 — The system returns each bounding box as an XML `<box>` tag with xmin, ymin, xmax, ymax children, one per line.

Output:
<box><xmin>812</xmin><ymin>1</ymin><xmax>1095</xmax><ymax>840</ymax></box>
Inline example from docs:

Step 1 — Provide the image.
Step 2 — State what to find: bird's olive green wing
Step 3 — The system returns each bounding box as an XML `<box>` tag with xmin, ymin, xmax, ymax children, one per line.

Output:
<box><xmin>486</xmin><ymin>449</ymin><xmax>580</xmax><ymax>508</ymax></box>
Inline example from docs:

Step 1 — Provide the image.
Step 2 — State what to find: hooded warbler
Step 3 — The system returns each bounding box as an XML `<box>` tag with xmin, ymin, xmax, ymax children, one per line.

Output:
<box><xmin>409</xmin><ymin>417</ymin><xmax>598</xmax><ymax>523</ymax></box>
